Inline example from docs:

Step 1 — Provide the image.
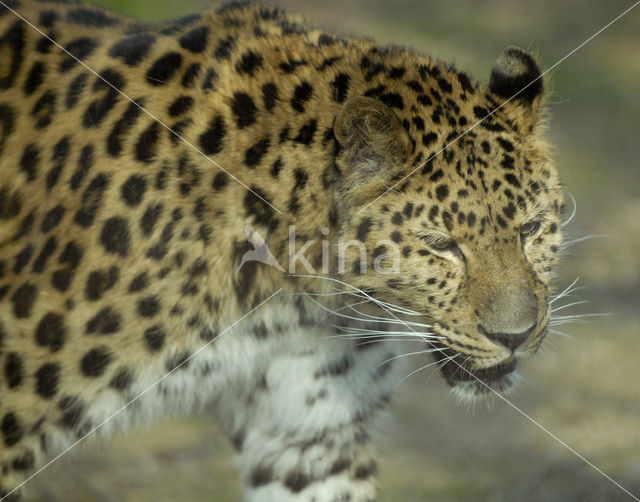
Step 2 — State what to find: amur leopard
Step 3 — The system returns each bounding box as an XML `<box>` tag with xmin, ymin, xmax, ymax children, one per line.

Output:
<box><xmin>0</xmin><ymin>0</ymin><xmax>565</xmax><ymax>500</ymax></box>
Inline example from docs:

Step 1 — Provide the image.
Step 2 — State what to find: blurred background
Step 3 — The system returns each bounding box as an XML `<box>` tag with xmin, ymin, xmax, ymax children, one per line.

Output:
<box><xmin>26</xmin><ymin>0</ymin><xmax>640</xmax><ymax>500</ymax></box>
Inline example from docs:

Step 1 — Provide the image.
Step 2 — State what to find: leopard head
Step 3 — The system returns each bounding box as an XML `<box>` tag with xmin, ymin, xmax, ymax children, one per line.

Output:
<box><xmin>333</xmin><ymin>46</ymin><xmax>564</xmax><ymax>398</ymax></box>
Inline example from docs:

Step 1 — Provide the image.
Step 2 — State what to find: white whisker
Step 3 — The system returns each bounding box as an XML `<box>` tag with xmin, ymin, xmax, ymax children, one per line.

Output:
<box><xmin>549</xmin><ymin>329</ymin><xmax>574</xmax><ymax>339</ymax></box>
<box><xmin>344</xmin><ymin>337</ymin><xmax>429</xmax><ymax>346</ymax></box>
<box><xmin>397</xmin><ymin>354</ymin><xmax>459</xmax><ymax>386</ymax></box>
<box><xmin>337</xmin><ymin>326</ymin><xmax>438</xmax><ymax>337</ymax></box>
<box><xmin>551</xmin><ymin>313</ymin><xmax>609</xmax><ymax>321</ymax></box>
<box><xmin>289</xmin><ymin>274</ymin><xmax>423</xmax><ymax>316</ymax></box>
<box><xmin>377</xmin><ymin>349</ymin><xmax>441</xmax><ymax>368</ymax></box>
<box><xmin>333</xmin><ymin>299</ymin><xmax>376</xmax><ymax>313</ymax></box>
<box><xmin>551</xmin><ymin>300</ymin><xmax>588</xmax><ymax>313</ymax></box>
<box><xmin>561</xmin><ymin>234</ymin><xmax>608</xmax><ymax>248</ymax></box>
<box><xmin>550</xmin><ymin>277</ymin><xmax>581</xmax><ymax>303</ymax></box>
<box><xmin>325</xmin><ymin>333</ymin><xmax>435</xmax><ymax>343</ymax></box>
<box><xmin>286</xmin><ymin>290</ymin><xmax>346</xmax><ymax>298</ymax></box>
<box><xmin>448</xmin><ymin>354</ymin><xmax>473</xmax><ymax>382</ymax></box>
<box><xmin>562</xmin><ymin>192</ymin><xmax>577</xmax><ymax>227</ymax></box>
<box><xmin>342</xmin><ymin>305</ymin><xmax>434</xmax><ymax>328</ymax></box>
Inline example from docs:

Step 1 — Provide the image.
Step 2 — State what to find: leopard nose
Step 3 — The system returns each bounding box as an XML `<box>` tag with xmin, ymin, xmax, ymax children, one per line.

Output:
<box><xmin>477</xmin><ymin>323</ymin><xmax>536</xmax><ymax>352</ymax></box>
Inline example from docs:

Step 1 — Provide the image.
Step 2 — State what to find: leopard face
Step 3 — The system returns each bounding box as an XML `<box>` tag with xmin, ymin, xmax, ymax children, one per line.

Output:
<box><xmin>332</xmin><ymin>49</ymin><xmax>564</xmax><ymax>398</ymax></box>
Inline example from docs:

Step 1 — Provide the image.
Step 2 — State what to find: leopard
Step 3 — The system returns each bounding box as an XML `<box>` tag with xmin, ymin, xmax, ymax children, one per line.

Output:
<box><xmin>0</xmin><ymin>0</ymin><xmax>565</xmax><ymax>500</ymax></box>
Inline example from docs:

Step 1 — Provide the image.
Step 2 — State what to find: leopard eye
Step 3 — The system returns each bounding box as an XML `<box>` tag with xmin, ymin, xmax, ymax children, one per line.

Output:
<box><xmin>420</xmin><ymin>234</ymin><xmax>459</xmax><ymax>254</ymax></box>
<box><xmin>520</xmin><ymin>221</ymin><xmax>541</xmax><ymax>239</ymax></box>
<box><xmin>429</xmin><ymin>238</ymin><xmax>458</xmax><ymax>252</ymax></box>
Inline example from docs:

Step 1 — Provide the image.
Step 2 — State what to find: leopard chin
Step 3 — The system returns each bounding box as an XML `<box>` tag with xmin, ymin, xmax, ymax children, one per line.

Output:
<box><xmin>450</xmin><ymin>369</ymin><xmax>521</xmax><ymax>402</ymax></box>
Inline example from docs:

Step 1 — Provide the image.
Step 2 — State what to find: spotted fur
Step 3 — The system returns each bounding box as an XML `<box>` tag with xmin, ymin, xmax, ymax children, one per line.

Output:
<box><xmin>0</xmin><ymin>1</ymin><xmax>564</xmax><ymax>500</ymax></box>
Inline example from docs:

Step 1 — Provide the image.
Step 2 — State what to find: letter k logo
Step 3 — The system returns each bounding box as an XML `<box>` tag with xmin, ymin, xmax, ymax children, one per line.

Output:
<box><xmin>237</xmin><ymin>224</ymin><xmax>285</xmax><ymax>272</ymax></box>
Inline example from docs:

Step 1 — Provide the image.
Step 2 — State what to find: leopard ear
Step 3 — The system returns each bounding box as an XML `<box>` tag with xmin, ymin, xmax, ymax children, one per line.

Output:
<box><xmin>489</xmin><ymin>46</ymin><xmax>544</xmax><ymax>129</ymax></box>
<box><xmin>334</xmin><ymin>96</ymin><xmax>411</xmax><ymax>192</ymax></box>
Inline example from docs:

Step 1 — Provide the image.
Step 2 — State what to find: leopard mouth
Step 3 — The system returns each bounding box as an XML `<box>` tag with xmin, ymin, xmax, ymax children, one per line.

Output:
<box><xmin>433</xmin><ymin>347</ymin><xmax>519</xmax><ymax>397</ymax></box>
<box><xmin>429</xmin><ymin>320</ymin><xmax>550</xmax><ymax>398</ymax></box>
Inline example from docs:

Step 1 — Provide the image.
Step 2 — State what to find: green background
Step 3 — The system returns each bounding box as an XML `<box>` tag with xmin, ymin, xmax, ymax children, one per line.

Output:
<box><xmin>24</xmin><ymin>1</ymin><xmax>640</xmax><ymax>501</ymax></box>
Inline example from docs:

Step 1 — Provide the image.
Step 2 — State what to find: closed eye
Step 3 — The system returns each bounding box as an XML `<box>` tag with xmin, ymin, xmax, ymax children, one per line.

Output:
<box><xmin>520</xmin><ymin>220</ymin><xmax>541</xmax><ymax>239</ymax></box>
<box><xmin>426</xmin><ymin>237</ymin><xmax>457</xmax><ymax>251</ymax></box>
<box><xmin>418</xmin><ymin>232</ymin><xmax>461</xmax><ymax>255</ymax></box>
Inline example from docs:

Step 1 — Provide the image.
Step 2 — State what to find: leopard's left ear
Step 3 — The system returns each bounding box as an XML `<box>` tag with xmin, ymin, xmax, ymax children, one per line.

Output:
<box><xmin>333</xmin><ymin>96</ymin><xmax>411</xmax><ymax>203</ymax></box>
<box><xmin>489</xmin><ymin>46</ymin><xmax>544</xmax><ymax>130</ymax></box>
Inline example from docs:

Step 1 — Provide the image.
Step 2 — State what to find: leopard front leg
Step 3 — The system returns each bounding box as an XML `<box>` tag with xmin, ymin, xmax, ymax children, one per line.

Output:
<box><xmin>217</xmin><ymin>330</ymin><xmax>400</xmax><ymax>502</ymax></box>
<box><xmin>242</xmin><ymin>422</ymin><xmax>378</xmax><ymax>502</ymax></box>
